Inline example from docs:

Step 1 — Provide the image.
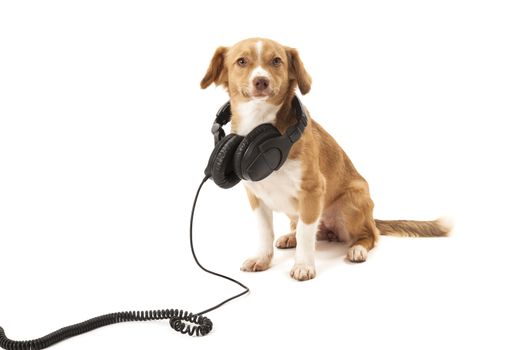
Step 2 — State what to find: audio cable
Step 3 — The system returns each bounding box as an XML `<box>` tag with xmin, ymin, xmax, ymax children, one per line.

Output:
<box><xmin>0</xmin><ymin>175</ymin><xmax>249</xmax><ymax>350</ymax></box>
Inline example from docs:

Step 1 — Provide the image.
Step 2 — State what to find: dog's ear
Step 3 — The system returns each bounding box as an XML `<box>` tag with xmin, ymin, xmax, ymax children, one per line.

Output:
<box><xmin>200</xmin><ymin>46</ymin><xmax>228</xmax><ymax>89</ymax></box>
<box><xmin>286</xmin><ymin>47</ymin><xmax>312</xmax><ymax>95</ymax></box>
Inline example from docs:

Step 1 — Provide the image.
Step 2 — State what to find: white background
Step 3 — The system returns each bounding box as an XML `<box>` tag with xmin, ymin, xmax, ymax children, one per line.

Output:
<box><xmin>1</xmin><ymin>1</ymin><xmax>524</xmax><ymax>349</ymax></box>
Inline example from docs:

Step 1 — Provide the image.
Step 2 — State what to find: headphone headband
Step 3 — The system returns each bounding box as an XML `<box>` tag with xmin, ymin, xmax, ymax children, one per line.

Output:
<box><xmin>211</xmin><ymin>95</ymin><xmax>307</xmax><ymax>145</ymax></box>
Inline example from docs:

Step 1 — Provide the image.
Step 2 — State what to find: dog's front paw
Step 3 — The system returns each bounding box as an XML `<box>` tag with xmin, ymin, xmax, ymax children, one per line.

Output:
<box><xmin>290</xmin><ymin>263</ymin><xmax>316</xmax><ymax>281</ymax></box>
<box><xmin>347</xmin><ymin>244</ymin><xmax>368</xmax><ymax>263</ymax></box>
<box><xmin>241</xmin><ymin>256</ymin><xmax>272</xmax><ymax>272</ymax></box>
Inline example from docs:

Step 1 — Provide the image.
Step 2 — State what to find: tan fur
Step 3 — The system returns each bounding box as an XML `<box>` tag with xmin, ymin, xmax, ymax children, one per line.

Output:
<box><xmin>200</xmin><ymin>46</ymin><xmax>228</xmax><ymax>89</ymax></box>
<box><xmin>201</xmin><ymin>38</ymin><xmax>451</xmax><ymax>279</ymax></box>
<box><xmin>375</xmin><ymin>218</ymin><xmax>451</xmax><ymax>237</ymax></box>
<box><xmin>245</xmin><ymin>187</ymin><xmax>260</xmax><ymax>210</ymax></box>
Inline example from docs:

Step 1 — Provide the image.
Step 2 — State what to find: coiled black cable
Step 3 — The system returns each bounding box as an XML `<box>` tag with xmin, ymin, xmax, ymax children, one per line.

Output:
<box><xmin>1</xmin><ymin>310</ymin><xmax>212</xmax><ymax>350</ymax></box>
<box><xmin>0</xmin><ymin>175</ymin><xmax>249</xmax><ymax>350</ymax></box>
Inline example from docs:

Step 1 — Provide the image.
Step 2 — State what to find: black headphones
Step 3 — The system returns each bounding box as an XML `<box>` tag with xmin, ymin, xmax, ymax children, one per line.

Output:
<box><xmin>204</xmin><ymin>95</ymin><xmax>308</xmax><ymax>189</ymax></box>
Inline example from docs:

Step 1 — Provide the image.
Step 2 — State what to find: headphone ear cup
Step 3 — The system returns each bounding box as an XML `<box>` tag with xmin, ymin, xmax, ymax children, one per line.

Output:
<box><xmin>234</xmin><ymin>124</ymin><xmax>281</xmax><ymax>180</ymax></box>
<box><xmin>207</xmin><ymin>134</ymin><xmax>244</xmax><ymax>189</ymax></box>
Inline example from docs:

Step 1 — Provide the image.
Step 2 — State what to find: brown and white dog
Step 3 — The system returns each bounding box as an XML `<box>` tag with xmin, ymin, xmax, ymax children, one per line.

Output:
<box><xmin>201</xmin><ymin>38</ymin><xmax>450</xmax><ymax>281</ymax></box>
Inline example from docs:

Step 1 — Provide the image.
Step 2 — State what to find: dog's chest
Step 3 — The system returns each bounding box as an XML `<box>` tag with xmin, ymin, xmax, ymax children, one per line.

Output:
<box><xmin>243</xmin><ymin>159</ymin><xmax>302</xmax><ymax>216</ymax></box>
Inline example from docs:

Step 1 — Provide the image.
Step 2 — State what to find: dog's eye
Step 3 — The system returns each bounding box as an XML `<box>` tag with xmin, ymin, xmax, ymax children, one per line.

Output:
<box><xmin>271</xmin><ymin>57</ymin><xmax>282</xmax><ymax>67</ymax></box>
<box><xmin>237</xmin><ymin>57</ymin><xmax>247</xmax><ymax>67</ymax></box>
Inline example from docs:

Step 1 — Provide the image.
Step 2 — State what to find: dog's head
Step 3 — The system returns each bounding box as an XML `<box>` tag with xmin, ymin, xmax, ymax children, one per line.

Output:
<box><xmin>200</xmin><ymin>38</ymin><xmax>311</xmax><ymax>105</ymax></box>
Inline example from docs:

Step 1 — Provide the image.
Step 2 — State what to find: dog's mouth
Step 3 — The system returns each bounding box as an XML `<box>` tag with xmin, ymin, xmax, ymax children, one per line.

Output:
<box><xmin>251</xmin><ymin>90</ymin><xmax>271</xmax><ymax>99</ymax></box>
<box><xmin>240</xmin><ymin>86</ymin><xmax>278</xmax><ymax>100</ymax></box>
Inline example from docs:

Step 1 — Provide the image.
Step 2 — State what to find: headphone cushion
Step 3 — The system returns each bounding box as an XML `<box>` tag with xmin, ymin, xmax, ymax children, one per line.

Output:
<box><xmin>234</xmin><ymin>123</ymin><xmax>281</xmax><ymax>180</ymax></box>
<box><xmin>209</xmin><ymin>134</ymin><xmax>244</xmax><ymax>189</ymax></box>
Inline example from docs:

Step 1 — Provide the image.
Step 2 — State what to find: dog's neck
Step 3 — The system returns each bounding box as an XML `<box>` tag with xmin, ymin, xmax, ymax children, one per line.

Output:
<box><xmin>230</xmin><ymin>94</ymin><xmax>298</xmax><ymax>136</ymax></box>
<box><xmin>230</xmin><ymin>99</ymin><xmax>282</xmax><ymax>136</ymax></box>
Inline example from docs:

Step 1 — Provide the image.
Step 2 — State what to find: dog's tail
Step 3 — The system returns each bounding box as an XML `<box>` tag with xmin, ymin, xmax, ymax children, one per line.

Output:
<box><xmin>374</xmin><ymin>218</ymin><xmax>452</xmax><ymax>237</ymax></box>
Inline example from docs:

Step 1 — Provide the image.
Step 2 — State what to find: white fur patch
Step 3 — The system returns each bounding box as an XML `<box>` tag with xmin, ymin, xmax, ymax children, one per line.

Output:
<box><xmin>437</xmin><ymin>217</ymin><xmax>454</xmax><ymax>234</ymax></box>
<box><xmin>243</xmin><ymin>159</ymin><xmax>302</xmax><ymax>216</ymax></box>
<box><xmin>295</xmin><ymin>219</ymin><xmax>319</xmax><ymax>265</ymax></box>
<box><xmin>250</xmin><ymin>66</ymin><xmax>270</xmax><ymax>79</ymax></box>
<box><xmin>256</xmin><ymin>40</ymin><xmax>263</xmax><ymax>61</ymax></box>
<box><xmin>253</xmin><ymin>204</ymin><xmax>274</xmax><ymax>256</ymax></box>
<box><xmin>234</xmin><ymin>100</ymin><xmax>282</xmax><ymax>136</ymax></box>
<box><xmin>347</xmin><ymin>244</ymin><xmax>368</xmax><ymax>262</ymax></box>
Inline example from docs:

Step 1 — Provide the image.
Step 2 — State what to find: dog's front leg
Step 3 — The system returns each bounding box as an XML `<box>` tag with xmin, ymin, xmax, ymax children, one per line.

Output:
<box><xmin>241</xmin><ymin>191</ymin><xmax>274</xmax><ymax>272</ymax></box>
<box><xmin>290</xmin><ymin>178</ymin><xmax>323</xmax><ymax>281</ymax></box>
<box><xmin>289</xmin><ymin>218</ymin><xmax>319</xmax><ymax>281</ymax></box>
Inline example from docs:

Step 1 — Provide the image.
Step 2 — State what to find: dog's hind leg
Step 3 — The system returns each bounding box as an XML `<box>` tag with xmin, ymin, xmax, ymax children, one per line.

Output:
<box><xmin>275</xmin><ymin>216</ymin><xmax>297</xmax><ymax>249</ymax></box>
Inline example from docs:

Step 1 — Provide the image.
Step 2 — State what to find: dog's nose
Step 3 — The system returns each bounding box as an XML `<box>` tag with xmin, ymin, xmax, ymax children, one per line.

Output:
<box><xmin>253</xmin><ymin>76</ymin><xmax>270</xmax><ymax>91</ymax></box>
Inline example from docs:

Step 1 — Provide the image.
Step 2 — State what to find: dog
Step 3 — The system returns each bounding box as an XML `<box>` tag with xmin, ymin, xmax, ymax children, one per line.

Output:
<box><xmin>200</xmin><ymin>38</ymin><xmax>450</xmax><ymax>281</ymax></box>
